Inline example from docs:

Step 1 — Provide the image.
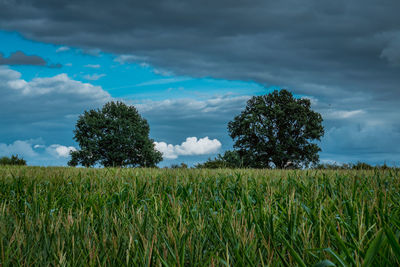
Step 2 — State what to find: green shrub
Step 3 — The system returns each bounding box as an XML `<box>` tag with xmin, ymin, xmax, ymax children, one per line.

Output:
<box><xmin>196</xmin><ymin>150</ymin><xmax>243</xmax><ymax>168</ymax></box>
<box><xmin>170</xmin><ymin>162</ymin><xmax>188</xmax><ymax>169</ymax></box>
<box><xmin>0</xmin><ymin>154</ymin><xmax>26</xmax><ymax>165</ymax></box>
<box><xmin>351</xmin><ymin>161</ymin><xmax>374</xmax><ymax>170</ymax></box>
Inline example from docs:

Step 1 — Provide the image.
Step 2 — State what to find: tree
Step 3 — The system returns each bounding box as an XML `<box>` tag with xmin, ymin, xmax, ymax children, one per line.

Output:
<box><xmin>68</xmin><ymin>101</ymin><xmax>162</xmax><ymax>167</ymax></box>
<box><xmin>228</xmin><ymin>90</ymin><xmax>324</xmax><ymax>169</ymax></box>
<box><xmin>0</xmin><ymin>155</ymin><xmax>27</xmax><ymax>166</ymax></box>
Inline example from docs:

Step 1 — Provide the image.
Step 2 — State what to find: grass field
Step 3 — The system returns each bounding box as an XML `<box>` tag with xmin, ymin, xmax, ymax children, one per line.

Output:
<box><xmin>0</xmin><ymin>166</ymin><xmax>399</xmax><ymax>266</ymax></box>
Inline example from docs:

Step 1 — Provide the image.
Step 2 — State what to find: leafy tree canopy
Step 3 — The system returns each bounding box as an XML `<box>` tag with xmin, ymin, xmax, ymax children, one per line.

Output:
<box><xmin>68</xmin><ymin>101</ymin><xmax>162</xmax><ymax>167</ymax></box>
<box><xmin>228</xmin><ymin>89</ymin><xmax>324</xmax><ymax>169</ymax></box>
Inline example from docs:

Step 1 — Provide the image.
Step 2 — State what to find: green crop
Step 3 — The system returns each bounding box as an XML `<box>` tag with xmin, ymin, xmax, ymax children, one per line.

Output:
<box><xmin>0</xmin><ymin>166</ymin><xmax>399</xmax><ymax>266</ymax></box>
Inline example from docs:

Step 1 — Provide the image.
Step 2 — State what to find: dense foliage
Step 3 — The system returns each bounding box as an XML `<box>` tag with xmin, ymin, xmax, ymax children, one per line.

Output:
<box><xmin>69</xmin><ymin>101</ymin><xmax>162</xmax><ymax>167</ymax></box>
<box><xmin>228</xmin><ymin>90</ymin><xmax>324</xmax><ymax>168</ymax></box>
<box><xmin>1</xmin><ymin>166</ymin><xmax>399</xmax><ymax>266</ymax></box>
<box><xmin>0</xmin><ymin>155</ymin><xmax>26</xmax><ymax>166</ymax></box>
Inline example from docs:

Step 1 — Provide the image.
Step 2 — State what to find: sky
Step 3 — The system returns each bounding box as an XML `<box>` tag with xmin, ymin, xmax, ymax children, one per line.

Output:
<box><xmin>0</xmin><ymin>0</ymin><xmax>399</xmax><ymax>167</ymax></box>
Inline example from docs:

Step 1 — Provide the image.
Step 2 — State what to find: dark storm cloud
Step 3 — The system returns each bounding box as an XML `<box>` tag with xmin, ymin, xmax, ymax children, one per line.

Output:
<box><xmin>0</xmin><ymin>51</ymin><xmax>46</xmax><ymax>66</ymax></box>
<box><xmin>0</xmin><ymin>51</ymin><xmax>63</xmax><ymax>68</ymax></box>
<box><xmin>1</xmin><ymin>0</ymin><xmax>399</xmax><ymax>163</ymax></box>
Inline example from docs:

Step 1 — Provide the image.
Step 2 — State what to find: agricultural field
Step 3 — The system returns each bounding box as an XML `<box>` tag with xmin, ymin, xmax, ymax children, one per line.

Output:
<box><xmin>0</xmin><ymin>166</ymin><xmax>399</xmax><ymax>266</ymax></box>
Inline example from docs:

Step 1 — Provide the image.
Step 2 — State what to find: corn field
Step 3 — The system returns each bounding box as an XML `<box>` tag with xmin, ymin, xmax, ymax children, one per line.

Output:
<box><xmin>0</xmin><ymin>166</ymin><xmax>399</xmax><ymax>266</ymax></box>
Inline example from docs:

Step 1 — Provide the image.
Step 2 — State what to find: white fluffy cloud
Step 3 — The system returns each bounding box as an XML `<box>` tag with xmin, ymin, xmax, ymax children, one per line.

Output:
<box><xmin>0</xmin><ymin>140</ymin><xmax>38</xmax><ymax>158</ymax></box>
<box><xmin>46</xmin><ymin>144</ymin><xmax>77</xmax><ymax>158</ymax></box>
<box><xmin>0</xmin><ymin>66</ymin><xmax>110</xmax><ymax>99</ymax></box>
<box><xmin>13</xmin><ymin>73</ymin><xmax>107</xmax><ymax>96</ymax></box>
<box><xmin>154</xmin><ymin>137</ymin><xmax>222</xmax><ymax>159</ymax></box>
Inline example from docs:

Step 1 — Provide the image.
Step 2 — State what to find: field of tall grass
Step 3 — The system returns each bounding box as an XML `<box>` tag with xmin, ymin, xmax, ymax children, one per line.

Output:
<box><xmin>0</xmin><ymin>166</ymin><xmax>399</xmax><ymax>266</ymax></box>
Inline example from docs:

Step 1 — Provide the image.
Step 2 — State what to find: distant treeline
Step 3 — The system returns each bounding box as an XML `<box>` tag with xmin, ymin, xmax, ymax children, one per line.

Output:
<box><xmin>1</xmin><ymin>153</ymin><xmax>396</xmax><ymax>170</ymax></box>
<box><xmin>171</xmin><ymin>161</ymin><xmax>398</xmax><ymax>170</ymax></box>
<box><xmin>0</xmin><ymin>155</ymin><xmax>27</xmax><ymax>166</ymax></box>
<box><xmin>171</xmin><ymin>152</ymin><xmax>398</xmax><ymax>170</ymax></box>
<box><xmin>313</xmin><ymin>161</ymin><xmax>398</xmax><ymax>170</ymax></box>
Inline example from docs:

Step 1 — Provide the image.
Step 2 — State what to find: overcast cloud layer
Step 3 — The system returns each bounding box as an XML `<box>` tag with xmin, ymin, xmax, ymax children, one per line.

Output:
<box><xmin>0</xmin><ymin>0</ymin><xmax>399</xmax><ymax>165</ymax></box>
